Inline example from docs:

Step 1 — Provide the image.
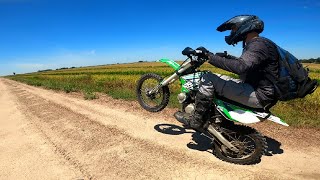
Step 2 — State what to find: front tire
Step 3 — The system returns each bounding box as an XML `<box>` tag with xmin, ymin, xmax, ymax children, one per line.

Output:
<box><xmin>136</xmin><ymin>73</ymin><xmax>170</xmax><ymax>112</ymax></box>
<box><xmin>213</xmin><ymin>125</ymin><xmax>267</xmax><ymax>165</ymax></box>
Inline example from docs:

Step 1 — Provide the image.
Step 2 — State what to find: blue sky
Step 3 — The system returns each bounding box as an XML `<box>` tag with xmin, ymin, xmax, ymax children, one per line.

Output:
<box><xmin>1</xmin><ymin>0</ymin><xmax>320</xmax><ymax>75</ymax></box>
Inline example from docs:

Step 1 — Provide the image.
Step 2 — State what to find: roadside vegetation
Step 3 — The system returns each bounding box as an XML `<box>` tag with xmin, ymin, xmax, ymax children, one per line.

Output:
<box><xmin>6</xmin><ymin>62</ymin><xmax>320</xmax><ymax>128</ymax></box>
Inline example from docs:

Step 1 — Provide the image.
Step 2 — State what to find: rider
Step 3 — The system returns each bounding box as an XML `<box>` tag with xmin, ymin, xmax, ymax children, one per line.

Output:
<box><xmin>175</xmin><ymin>15</ymin><xmax>279</xmax><ymax>130</ymax></box>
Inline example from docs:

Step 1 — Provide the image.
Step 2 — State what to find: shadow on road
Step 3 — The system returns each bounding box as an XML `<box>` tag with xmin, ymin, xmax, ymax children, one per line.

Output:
<box><xmin>154</xmin><ymin>123</ymin><xmax>284</xmax><ymax>156</ymax></box>
<box><xmin>264</xmin><ymin>136</ymin><xmax>284</xmax><ymax>156</ymax></box>
<box><xmin>153</xmin><ymin>123</ymin><xmax>213</xmax><ymax>153</ymax></box>
<box><xmin>153</xmin><ymin>123</ymin><xmax>192</xmax><ymax>135</ymax></box>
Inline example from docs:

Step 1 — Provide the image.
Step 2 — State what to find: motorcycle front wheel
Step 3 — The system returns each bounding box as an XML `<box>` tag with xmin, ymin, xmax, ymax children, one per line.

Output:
<box><xmin>213</xmin><ymin>124</ymin><xmax>267</xmax><ymax>165</ymax></box>
<box><xmin>136</xmin><ymin>73</ymin><xmax>170</xmax><ymax>112</ymax></box>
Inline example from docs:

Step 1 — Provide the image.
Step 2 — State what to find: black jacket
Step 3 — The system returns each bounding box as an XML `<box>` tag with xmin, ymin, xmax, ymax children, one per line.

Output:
<box><xmin>208</xmin><ymin>37</ymin><xmax>279</xmax><ymax>107</ymax></box>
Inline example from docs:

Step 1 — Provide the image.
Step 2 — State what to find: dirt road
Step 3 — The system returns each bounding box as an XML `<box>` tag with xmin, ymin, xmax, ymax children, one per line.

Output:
<box><xmin>0</xmin><ymin>78</ymin><xmax>319</xmax><ymax>180</ymax></box>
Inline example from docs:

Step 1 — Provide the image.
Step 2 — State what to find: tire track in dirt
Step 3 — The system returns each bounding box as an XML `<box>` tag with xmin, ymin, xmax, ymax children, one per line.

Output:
<box><xmin>2</xmin><ymin>78</ymin><xmax>320</xmax><ymax>180</ymax></box>
<box><xmin>2</xmin><ymin>79</ymin><xmax>270</xmax><ymax>179</ymax></box>
<box><xmin>0</xmin><ymin>79</ymin><xmax>84</xmax><ymax>179</ymax></box>
<box><xmin>5</xmin><ymin>80</ymin><xmax>255</xmax><ymax>179</ymax></box>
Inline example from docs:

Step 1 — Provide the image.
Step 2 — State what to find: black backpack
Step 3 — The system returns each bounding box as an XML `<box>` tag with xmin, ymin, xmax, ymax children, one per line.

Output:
<box><xmin>264</xmin><ymin>39</ymin><xmax>318</xmax><ymax>101</ymax></box>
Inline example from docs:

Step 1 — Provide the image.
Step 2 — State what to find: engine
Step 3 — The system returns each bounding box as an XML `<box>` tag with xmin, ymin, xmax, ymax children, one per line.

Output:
<box><xmin>184</xmin><ymin>103</ymin><xmax>195</xmax><ymax>114</ymax></box>
<box><xmin>177</xmin><ymin>92</ymin><xmax>195</xmax><ymax>114</ymax></box>
<box><xmin>177</xmin><ymin>92</ymin><xmax>223</xmax><ymax>123</ymax></box>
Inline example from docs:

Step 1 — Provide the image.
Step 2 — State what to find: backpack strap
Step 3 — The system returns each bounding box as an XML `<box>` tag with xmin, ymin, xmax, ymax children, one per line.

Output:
<box><xmin>256</xmin><ymin>37</ymin><xmax>282</xmax><ymax>98</ymax></box>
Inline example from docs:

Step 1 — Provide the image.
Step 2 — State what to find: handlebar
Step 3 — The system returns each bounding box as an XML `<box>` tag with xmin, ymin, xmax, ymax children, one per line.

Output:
<box><xmin>181</xmin><ymin>47</ymin><xmax>204</xmax><ymax>57</ymax></box>
<box><xmin>179</xmin><ymin>47</ymin><xmax>208</xmax><ymax>71</ymax></box>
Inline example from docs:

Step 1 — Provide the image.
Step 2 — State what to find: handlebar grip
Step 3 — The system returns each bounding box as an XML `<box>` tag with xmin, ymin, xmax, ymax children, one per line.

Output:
<box><xmin>182</xmin><ymin>47</ymin><xmax>196</xmax><ymax>56</ymax></box>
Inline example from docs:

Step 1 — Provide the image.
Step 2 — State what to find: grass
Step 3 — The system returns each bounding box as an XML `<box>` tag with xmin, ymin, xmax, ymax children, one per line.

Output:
<box><xmin>6</xmin><ymin>62</ymin><xmax>320</xmax><ymax>128</ymax></box>
<box><xmin>83</xmin><ymin>89</ymin><xmax>97</xmax><ymax>100</ymax></box>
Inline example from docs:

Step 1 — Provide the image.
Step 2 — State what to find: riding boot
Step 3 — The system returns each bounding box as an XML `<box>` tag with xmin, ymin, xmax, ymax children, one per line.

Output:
<box><xmin>174</xmin><ymin>92</ymin><xmax>213</xmax><ymax>131</ymax></box>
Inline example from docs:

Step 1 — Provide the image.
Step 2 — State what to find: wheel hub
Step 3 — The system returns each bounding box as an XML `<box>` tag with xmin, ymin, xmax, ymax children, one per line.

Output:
<box><xmin>145</xmin><ymin>88</ymin><xmax>157</xmax><ymax>99</ymax></box>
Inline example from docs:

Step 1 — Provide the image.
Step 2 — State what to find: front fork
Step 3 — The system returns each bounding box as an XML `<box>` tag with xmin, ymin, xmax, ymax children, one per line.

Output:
<box><xmin>148</xmin><ymin>62</ymin><xmax>192</xmax><ymax>95</ymax></box>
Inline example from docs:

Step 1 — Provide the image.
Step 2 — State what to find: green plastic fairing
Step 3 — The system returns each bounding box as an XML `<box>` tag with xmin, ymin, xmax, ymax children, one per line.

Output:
<box><xmin>214</xmin><ymin>99</ymin><xmax>251</xmax><ymax>122</ymax></box>
<box><xmin>159</xmin><ymin>59</ymin><xmax>180</xmax><ymax>70</ymax></box>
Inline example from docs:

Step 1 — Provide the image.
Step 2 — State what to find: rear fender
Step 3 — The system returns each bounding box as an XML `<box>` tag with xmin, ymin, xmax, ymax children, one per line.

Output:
<box><xmin>254</xmin><ymin>112</ymin><xmax>289</xmax><ymax>126</ymax></box>
<box><xmin>267</xmin><ymin>115</ymin><xmax>289</xmax><ymax>126</ymax></box>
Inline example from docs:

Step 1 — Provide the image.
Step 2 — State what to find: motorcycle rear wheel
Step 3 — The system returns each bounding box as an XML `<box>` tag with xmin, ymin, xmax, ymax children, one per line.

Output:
<box><xmin>213</xmin><ymin>125</ymin><xmax>267</xmax><ymax>165</ymax></box>
<box><xmin>136</xmin><ymin>73</ymin><xmax>170</xmax><ymax>112</ymax></box>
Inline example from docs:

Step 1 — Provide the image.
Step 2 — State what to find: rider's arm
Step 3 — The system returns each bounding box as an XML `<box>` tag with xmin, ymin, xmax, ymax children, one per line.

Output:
<box><xmin>208</xmin><ymin>40</ymin><xmax>269</xmax><ymax>75</ymax></box>
<box><xmin>226</xmin><ymin>54</ymin><xmax>238</xmax><ymax>60</ymax></box>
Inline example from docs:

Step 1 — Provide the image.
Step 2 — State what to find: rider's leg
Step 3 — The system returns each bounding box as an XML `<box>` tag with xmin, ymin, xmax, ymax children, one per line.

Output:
<box><xmin>174</xmin><ymin>91</ymin><xmax>213</xmax><ymax>130</ymax></box>
<box><xmin>202</xmin><ymin>72</ymin><xmax>264</xmax><ymax>108</ymax></box>
<box><xmin>174</xmin><ymin>73</ymin><xmax>215</xmax><ymax>130</ymax></box>
<box><xmin>174</xmin><ymin>72</ymin><xmax>264</xmax><ymax>130</ymax></box>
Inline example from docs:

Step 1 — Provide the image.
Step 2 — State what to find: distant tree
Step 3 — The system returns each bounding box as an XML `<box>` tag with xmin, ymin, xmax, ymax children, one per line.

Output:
<box><xmin>301</xmin><ymin>57</ymin><xmax>320</xmax><ymax>63</ymax></box>
<box><xmin>55</xmin><ymin>67</ymin><xmax>69</xmax><ymax>70</ymax></box>
<box><xmin>38</xmin><ymin>69</ymin><xmax>52</xmax><ymax>72</ymax></box>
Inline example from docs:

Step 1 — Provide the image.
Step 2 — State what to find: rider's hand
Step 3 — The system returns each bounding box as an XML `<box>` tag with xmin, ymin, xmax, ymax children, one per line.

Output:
<box><xmin>196</xmin><ymin>46</ymin><xmax>209</xmax><ymax>55</ymax></box>
<box><xmin>215</xmin><ymin>51</ymin><xmax>228</xmax><ymax>58</ymax></box>
<box><xmin>196</xmin><ymin>46</ymin><xmax>213</xmax><ymax>59</ymax></box>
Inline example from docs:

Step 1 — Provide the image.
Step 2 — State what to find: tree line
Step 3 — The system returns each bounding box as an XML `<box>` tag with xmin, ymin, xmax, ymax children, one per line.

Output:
<box><xmin>300</xmin><ymin>57</ymin><xmax>320</xmax><ymax>63</ymax></box>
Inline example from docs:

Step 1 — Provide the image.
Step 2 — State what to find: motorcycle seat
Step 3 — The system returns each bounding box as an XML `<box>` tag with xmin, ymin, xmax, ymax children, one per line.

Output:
<box><xmin>215</xmin><ymin>95</ymin><xmax>275</xmax><ymax>113</ymax></box>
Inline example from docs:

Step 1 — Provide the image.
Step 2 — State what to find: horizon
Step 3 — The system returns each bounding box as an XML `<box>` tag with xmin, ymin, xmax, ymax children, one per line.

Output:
<box><xmin>1</xmin><ymin>0</ymin><xmax>320</xmax><ymax>76</ymax></box>
<box><xmin>6</xmin><ymin>58</ymin><xmax>320</xmax><ymax>76</ymax></box>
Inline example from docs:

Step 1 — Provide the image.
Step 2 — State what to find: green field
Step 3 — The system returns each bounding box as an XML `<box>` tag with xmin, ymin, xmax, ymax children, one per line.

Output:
<box><xmin>6</xmin><ymin>62</ymin><xmax>320</xmax><ymax>128</ymax></box>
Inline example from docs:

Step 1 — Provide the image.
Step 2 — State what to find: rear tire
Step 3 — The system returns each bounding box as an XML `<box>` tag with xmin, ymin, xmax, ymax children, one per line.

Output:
<box><xmin>212</xmin><ymin>125</ymin><xmax>267</xmax><ymax>165</ymax></box>
<box><xmin>136</xmin><ymin>73</ymin><xmax>170</xmax><ymax>112</ymax></box>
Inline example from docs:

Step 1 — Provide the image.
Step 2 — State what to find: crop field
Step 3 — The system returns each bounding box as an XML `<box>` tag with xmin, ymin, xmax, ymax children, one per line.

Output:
<box><xmin>6</xmin><ymin>62</ymin><xmax>320</xmax><ymax>128</ymax></box>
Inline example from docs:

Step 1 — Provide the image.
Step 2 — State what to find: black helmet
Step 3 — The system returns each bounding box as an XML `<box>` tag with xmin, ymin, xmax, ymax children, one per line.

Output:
<box><xmin>217</xmin><ymin>15</ymin><xmax>264</xmax><ymax>45</ymax></box>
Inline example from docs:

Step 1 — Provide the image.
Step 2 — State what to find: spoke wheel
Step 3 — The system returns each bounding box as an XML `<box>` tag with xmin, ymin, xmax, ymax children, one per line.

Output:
<box><xmin>213</xmin><ymin>125</ymin><xmax>267</xmax><ymax>165</ymax></box>
<box><xmin>136</xmin><ymin>73</ymin><xmax>170</xmax><ymax>112</ymax></box>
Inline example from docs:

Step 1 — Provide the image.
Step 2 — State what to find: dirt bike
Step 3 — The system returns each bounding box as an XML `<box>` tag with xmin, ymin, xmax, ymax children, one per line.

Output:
<box><xmin>136</xmin><ymin>47</ymin><xmax>288</xmax><ymax>165</ymax></box>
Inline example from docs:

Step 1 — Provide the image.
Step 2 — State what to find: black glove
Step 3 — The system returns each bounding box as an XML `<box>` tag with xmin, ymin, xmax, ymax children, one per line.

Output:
<box><xmin>192</xmin><ymin>47</ymin><xmax>209</xmax><ymax>66</ymax></box>
<box><xmin>196</xmin><ymin>46</ymin><xmax>209</xmax><ymax>56</ymax></box>
<box><xmin>196</xmin><ymin>46</ymin><xmax>213</xmax><ymax>62</ymax></box>
<box><xmin>182</xmin><ymin>47</ymin><xmax>196</xmax><ymax>56</ymax></box>
<box><xmin>215</xmin><ymin>51</ymin><xmax>228</xmax><ymax>58</ymax></box>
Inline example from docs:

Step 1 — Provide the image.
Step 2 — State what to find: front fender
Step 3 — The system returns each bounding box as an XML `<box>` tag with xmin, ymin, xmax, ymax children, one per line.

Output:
<box><xmin>159</xmin><ymin>58</ymin><xmax>180</xmax><ymax>70</ymax></box>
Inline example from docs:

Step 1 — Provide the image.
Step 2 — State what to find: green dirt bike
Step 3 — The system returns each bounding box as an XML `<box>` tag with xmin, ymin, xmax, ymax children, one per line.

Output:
<box><xmin>136</xmin><ymin>47</ymin><xmax>288</xmax><ymax>165</ymax></box>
